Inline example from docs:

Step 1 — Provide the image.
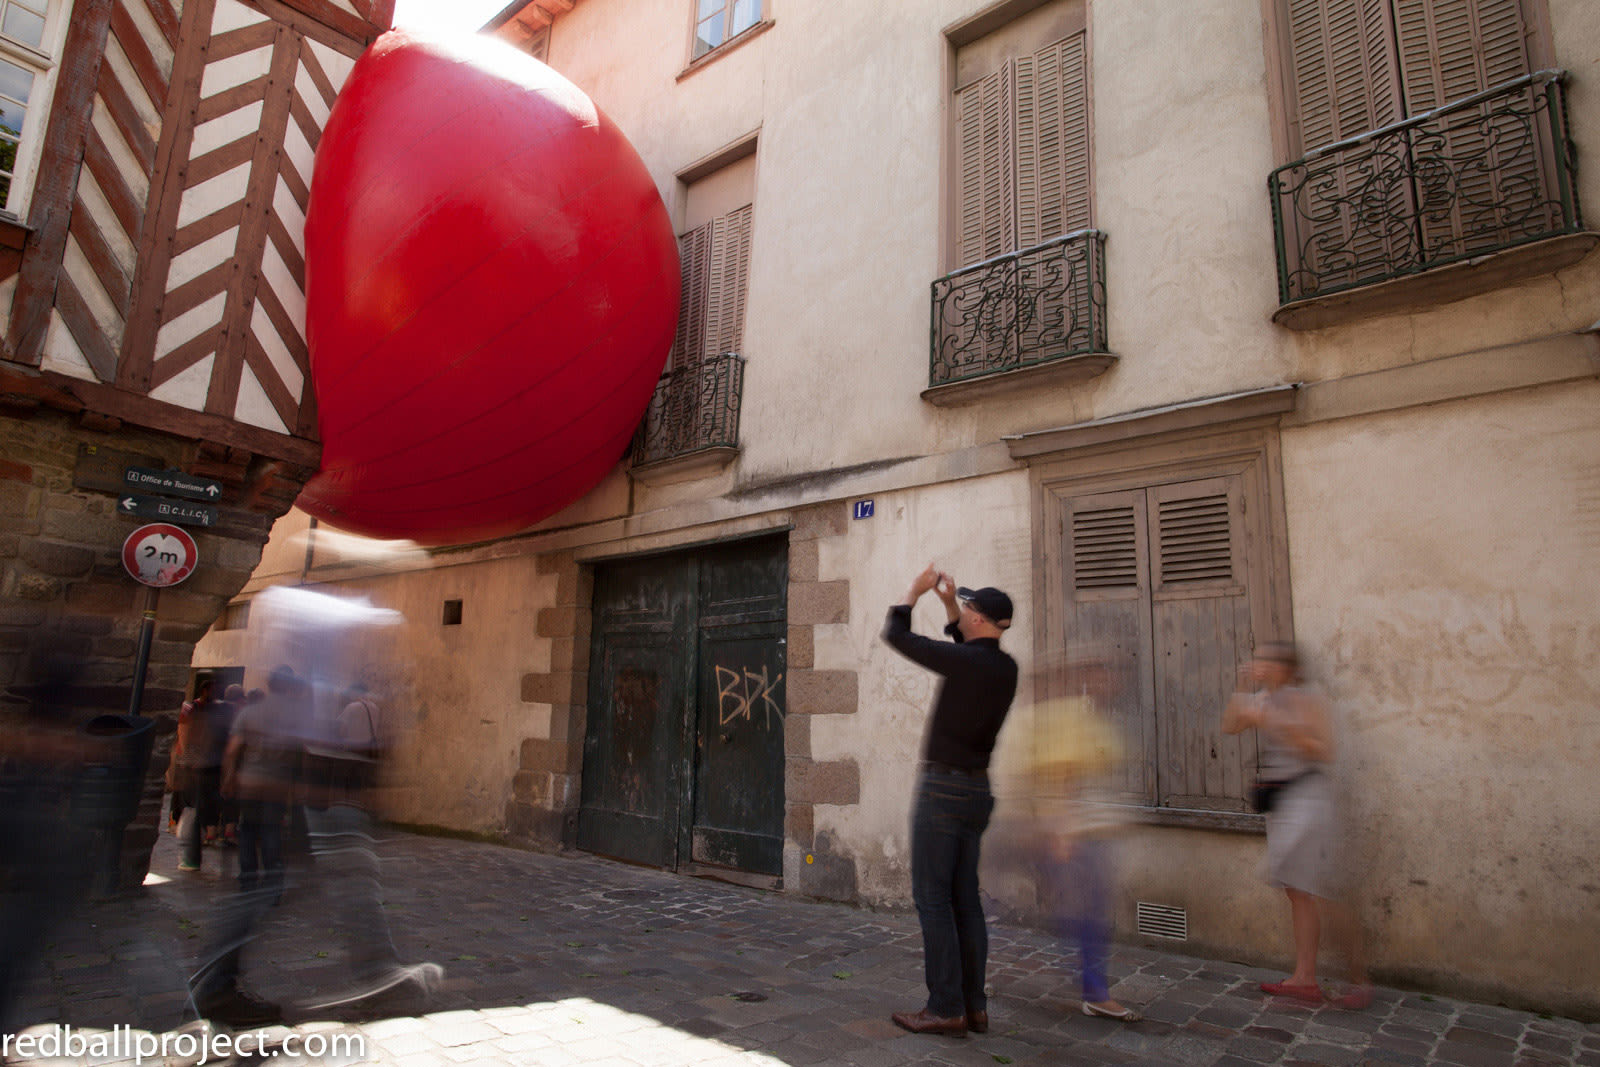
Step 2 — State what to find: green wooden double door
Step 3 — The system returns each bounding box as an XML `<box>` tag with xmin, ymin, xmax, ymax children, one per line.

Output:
<box><xmin>577</xmin><ymin>537</ymin><xmax>787</xmax><ymax>876</ymax></box>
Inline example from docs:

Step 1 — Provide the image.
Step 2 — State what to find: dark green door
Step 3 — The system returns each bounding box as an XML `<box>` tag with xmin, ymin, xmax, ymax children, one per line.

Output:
<box><xmin>579</xmin><ymin>537</ymin><xmax>786</xmax><ymax>875</ymax></box>
<box><xmin>577</xmin><ymin>558</ymin><xmax>692</xmax><ymax>868</ymax></box>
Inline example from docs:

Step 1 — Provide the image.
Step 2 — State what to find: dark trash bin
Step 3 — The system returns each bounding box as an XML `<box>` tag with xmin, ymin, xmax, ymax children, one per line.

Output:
<box><xmin>73</xmin><ymin>714</ymin><xmax>156</xmax><ymax>895</ymax></box>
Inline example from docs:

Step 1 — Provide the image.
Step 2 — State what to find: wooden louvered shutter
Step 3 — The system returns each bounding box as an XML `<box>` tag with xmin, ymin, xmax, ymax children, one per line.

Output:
<box><xmin>1392</xmin><ymin>0</ymin><xmax>1543</xmax><ymax>259</ymax></box>
<box><xmin>1280</xmin><ymin>0</ymin><xmax>1395</xmax><ymax>154</ymax></box>
<box><xmin>1286</xmin><ymin>0</ymin><xmax>1402</xmax><ymax>155</ymax></box>
<box><xmin>954</xmin><ymin>66</ymin><xmax>1016</xmax><ymax>268</ymax></box>
<box><xmin>706</xmin><ymin>204</ymin><xmax>752</xmax><ymax>359</ymax></box>
<box><xmin>1015</xmin><ymin>32</ymin><xmax>1090</xmax><ymax>247</ymax></box>
<box><xmin>1015</xmin><ymin>32</ymin><xmax>1090</xmax><ymax>360</ymax></box>
<box><xmin>1146</xmin><ymin>477</ymin><xmax>1255</xmax><ymax>812</ymax></box>
<box><xmin>1283</xmin><ymin>0</ymin><xmax>1410</xmax><ymax>290</ymax></box>
<box><xmin>672</xmin><ymin>223</ymin><xmax>712</xmax><ymax>371</ymax></box>
<box><xmin>1064</xmin><ymin>491</ymin><xmax>1156</xmax><ymax>804</ymax></box>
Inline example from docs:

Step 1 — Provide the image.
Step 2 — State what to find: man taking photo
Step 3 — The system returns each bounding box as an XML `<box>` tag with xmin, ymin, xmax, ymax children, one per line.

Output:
<box><xmin>881</xmin><ymin>563</ymin><xmax>1018</xmax><ymax>1038</ymax></box>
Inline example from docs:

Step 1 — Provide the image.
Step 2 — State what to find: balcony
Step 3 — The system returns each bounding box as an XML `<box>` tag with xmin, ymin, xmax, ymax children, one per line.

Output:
<box><xmin>925</xmin><ymin>230</ymin><xmax>1114</xmax><ymax>405</ymax></box>
<box><xmin>1270</xmin><ymin>70</ymin><xmax>1595</xmax><ymax>330</ymax></box>
<box><xmin>630</xmin><ymin>352</ymin><xmax>745</xmax><ymax>483</ymax></box>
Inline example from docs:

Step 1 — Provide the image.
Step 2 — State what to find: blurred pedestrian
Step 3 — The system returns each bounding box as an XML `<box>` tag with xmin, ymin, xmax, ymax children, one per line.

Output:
<box><xmin>176</xmin><ymin>677</ymin><xmax>235</xmax><ymax>871</ymax></box>
<box><xmin>190</xmin><ymin>667</ymin><xmax>309</xmax><ymax>1026</ymax></box>
<box><xmin>1222</xmin><ymin>641</ymin><xmax>1370</xmax><ymax>1009</ymax></box>
<box><xmin>298</xmin><ymin>680</ymin><xmax>440</xmax><ymax>1009</ymax></box>
<box><xmin>0</xmin><ymin>657</ymin><xmax>95</xmax><ymax>1041</ymax></box>
<box><xmin>882</xmin><ymin>563</ymin><xmax>1018</xmax><ymax>1038</ymax></box>
<box><xmin>1026</xmin><ymin>650</ymin><xmax>1141</xmax><ymax>1022</ymax></box>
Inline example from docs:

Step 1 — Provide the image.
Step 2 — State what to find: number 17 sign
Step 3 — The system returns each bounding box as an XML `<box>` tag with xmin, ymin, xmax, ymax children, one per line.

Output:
<box><xmin>122</xmin><ymin>523</ymin><xmax>198</xmax><ymax>588</ymax></box>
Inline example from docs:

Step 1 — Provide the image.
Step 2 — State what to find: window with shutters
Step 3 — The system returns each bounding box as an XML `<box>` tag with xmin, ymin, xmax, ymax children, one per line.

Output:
<box><xmin>1265</xmin><ymin>0</ymin><xmax>1589</xmax><ymax>324</ymax></box>
<box><xmin>929</xmin><ymin>0</ymin><xmax>1109</xmax><ymax>398</ymax></box>
<box><xmin>1030</xmin><ymin>416</ymin><xmax>1295</xmax><ymax>828</ymax></box>
<box><xmin>0</xmin><ymin>0</ymin><xmax>63</xmax><ymax>219</ymax></box>
<box><xmin>633</xmin><ymin>154</ymin><xmax>753</xmax><ymax>475</ymax></box>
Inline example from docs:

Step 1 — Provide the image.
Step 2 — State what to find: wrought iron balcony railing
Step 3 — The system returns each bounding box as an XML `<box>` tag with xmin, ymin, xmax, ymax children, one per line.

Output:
<box><xmin>929</xmin><ymin>230</ymin><xmax>1107</xmax><ymax>388</ymax></box>
<box><xmin>633</xmin><ymin>352</ymin><xmax>745</xmax><ymax>468</ymax></box>
<box><xmin>1270</xmin><ymin>70</ymin><xmax>1583</xmax><ymax>305</ymax></box>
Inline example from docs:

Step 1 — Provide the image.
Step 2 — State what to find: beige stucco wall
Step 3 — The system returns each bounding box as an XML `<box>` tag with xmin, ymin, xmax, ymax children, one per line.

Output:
<box><xmin>193</xmin><ymin>515</ymin><xmax>561</xmax><ymax>833</ymax></box>
<box><xmin>810</xmin><ymin>470</ymin><xmax>1036</xmax><ymax>903</ymax></box>
<box><xmin>1281</xmin><ymin>378</ymin><xmax>1600</xmax><ymax>1003</ymax></box>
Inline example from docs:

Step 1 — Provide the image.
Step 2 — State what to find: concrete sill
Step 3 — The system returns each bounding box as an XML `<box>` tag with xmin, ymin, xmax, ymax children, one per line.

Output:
<box><xmin>921</xmin><ymin>352</ymin><xmax>1117</xmax><ymax>407</ymax></box>
<box><xmin>629</xmin><ymin>445</ymin><xmax>739</xmax><ymax>485</ymax></box>
<box><xmin>1273</xmin><ymin>231</ymin><xmax>1600</xmax><ymax>331</ymax></box>
<box><xmin>1128</xmin><ymin>805</ymin><xmax>1265</xmax><ymax>834</ymax></box>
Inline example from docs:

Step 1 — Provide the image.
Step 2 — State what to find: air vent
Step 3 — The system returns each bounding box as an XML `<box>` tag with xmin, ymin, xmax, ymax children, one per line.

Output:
<box><xmin>1072</xmin><ymin>505</ymin><xmax>1138</xmax><ymax>590</ymax></box>
<box><xmin>1136</xmin><ymin>901</ymin><xmax>1188</xmax><ymax>940</ymax></box>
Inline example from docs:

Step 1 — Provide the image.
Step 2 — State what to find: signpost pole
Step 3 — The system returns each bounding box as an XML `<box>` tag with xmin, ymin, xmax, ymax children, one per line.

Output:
<box><xmin>126</xmin><ymin>585</ymin><xmax>159</xmax><ymax>716</ymax></box>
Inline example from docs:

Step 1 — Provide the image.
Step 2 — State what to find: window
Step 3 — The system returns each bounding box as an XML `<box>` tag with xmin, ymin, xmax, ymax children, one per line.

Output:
<box><xmin>443</xmin><ymin>599</ymin><xmax>463</xmax><ymax>626</ymax></box>
<box><xmin>1058</xmin><ymin>478</ymin><xmax>1257</xmax><ymax>813</ymax></box>
<box><xmin>949</xmin><ymin>1</ymin><xmax>1090</xmax><ymax>270</ymax></box>
<box><xmin>927</xmin><ymin>1</ymin><xmax>1107</xmax><ymax>394</ymax></box>
<box><xmin>1277</xmin><ymin>0</ymin><xmax>1540</xmax><ymax>158</ymax></box>
<box><xmin>1026</xmin><ymin>408</ymin><xmax>1296</xmax><ymax>824</ymax></box>
<box><xmin>0</xmin><ymin>0</ymin><xmax>52</xmax><ymax>215</ymax></box>
<box><xmin>524</xmin><ymin>25</ymin><xmax>550</xmax><ymax>64</ymax></box>
<box><xmin>1266</xmin><ymin>0</ymin><xmax>1577</xmax><ymax>312</ymax></box>
<box><xmin>633</xmin><ymin>152</ymin><xmax>753</xmax><ymax>470</ymax></box>
<box><xmin>693</xmin><ymin>0</ymin><xmax>762</xmax><ymax>60</ymax></box>
<box><xmin>218</xmin><ymin>600</ymin><xmax>251</xmax><ymax>631</ymax></box>
<box><xmin>673</xmin><ymin>154</ymin><xmax>753</xmax><ymax>373</ymax></box>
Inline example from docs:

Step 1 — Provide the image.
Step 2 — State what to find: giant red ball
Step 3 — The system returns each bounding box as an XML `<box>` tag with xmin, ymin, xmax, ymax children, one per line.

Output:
<box><xmin>299</xmin><ymin>30</ymin><xmax>679</xmax><ymax>545</ymax></box>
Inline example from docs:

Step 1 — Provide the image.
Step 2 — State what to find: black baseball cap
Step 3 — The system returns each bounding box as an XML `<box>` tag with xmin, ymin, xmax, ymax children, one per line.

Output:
<box><xmin>957</xmin><ymin>586</ymin><xmax>1013</xmax><ymax>628</ymax></box>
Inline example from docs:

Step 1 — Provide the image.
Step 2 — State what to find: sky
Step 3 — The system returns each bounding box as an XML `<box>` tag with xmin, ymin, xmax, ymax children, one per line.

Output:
<box><xmin>390</xmin><ymin>0</ymin><xmax>513</xmax><ymax>34</ymax></box>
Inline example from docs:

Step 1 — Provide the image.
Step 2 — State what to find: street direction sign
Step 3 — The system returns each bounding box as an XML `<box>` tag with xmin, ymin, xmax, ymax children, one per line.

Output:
<box><xmin>116</xmin><ymin>493</ymin><xmax>218</xmax><ymax>528</ymax></box>
<box><xmin>122</xmin><ymin>523</ymin><xmax>198</xmax><ymax>588</ymax></box>
<box><xmin>123</xmin><ymin>466</ymin><xmax>223</xmax><ymax>502</ymax></box>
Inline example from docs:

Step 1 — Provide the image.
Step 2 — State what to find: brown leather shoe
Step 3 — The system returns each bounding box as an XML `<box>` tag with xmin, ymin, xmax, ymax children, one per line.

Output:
<box><xmin>891</xmin><ymin>1008</ymin><xmax>968</xmax><ymax>1037</ymax></box>
<box><xmin>966</xmin><ymin>1009</ymin><xmax>989</xmax><ymax>1033</ymax></box>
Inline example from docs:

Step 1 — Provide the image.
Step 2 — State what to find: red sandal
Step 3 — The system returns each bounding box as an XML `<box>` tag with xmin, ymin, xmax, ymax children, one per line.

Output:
<box><xmin>1259</xmin><ymin>979</ymin><xmax>1324</xmax><ymax>1005</ymax></box>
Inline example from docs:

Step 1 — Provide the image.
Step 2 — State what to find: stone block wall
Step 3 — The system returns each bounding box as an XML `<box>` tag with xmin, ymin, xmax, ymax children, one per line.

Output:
<box><xmin>0</xmin><ymin>406</ymin><xmax>311</xmax><ymax>890</ymax></box>
<box><xmin>507</xmin><ymin>550</ymin><xmax>592</xmax><ymax>849</ymax></box>
<box><xmin>785</xmin><ymin>502</ymin><xmax>862</xmax><ymax>902</ymax></box>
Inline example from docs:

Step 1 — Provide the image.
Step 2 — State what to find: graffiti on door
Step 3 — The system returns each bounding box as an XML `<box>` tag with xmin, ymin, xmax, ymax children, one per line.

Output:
<box><xmin>715</xmin><ymin>664</ymin><xmax>784</xmax><ymax>731</ymax></box>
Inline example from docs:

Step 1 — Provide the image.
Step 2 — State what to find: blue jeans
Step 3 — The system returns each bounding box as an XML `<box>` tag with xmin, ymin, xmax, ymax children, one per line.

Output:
<box><xmin>1040</xmin><ymin>837</ymin><xmax>1114</xmax><ymax>1002</ymax></box>
<box><xmin>236</xmin><ymin>799</ymin><xmax>285</xmax><ymax>895</ymax></box>
<box><xmin>180</xmin><ymin>768</ymin><xmax>221</xmax><ymax>868</ymax></box>
<box><xmin>305</xmin><ymin>803</ymin><xmax>398</xmax><ymax>981</ymax></box>
<box><xmin>910</xmin><ymin>768</ymin><xmax>995</xmax><ymax>1018</ymax></box>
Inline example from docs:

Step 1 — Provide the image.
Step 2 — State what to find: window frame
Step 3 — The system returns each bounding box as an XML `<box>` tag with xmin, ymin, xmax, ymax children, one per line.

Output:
<box><xmin>687</xmin><ymin>0</ymin><xmax>768</xmax><ymax>66</ymax></box>
<box><xmin>1019</xmin><ymin>396</ymin><xmax>1297</xmax><ymax>832</ymax></box>
<box><xmin>0</xmin><ymin>0</ymin><xmax>65</xmax><ymax>220</ymax></box>
<box><xmin>942</xmin><ymin>0</ymin><xmax>1092</xmax><ymax>274</ymax></box>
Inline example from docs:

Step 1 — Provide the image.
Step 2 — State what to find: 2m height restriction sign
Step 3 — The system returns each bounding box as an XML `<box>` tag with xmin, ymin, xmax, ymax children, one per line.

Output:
<box><xmin>122</xmin><ymin>523</ymin><xmax>198</xmax><ymax>588</ymax></box>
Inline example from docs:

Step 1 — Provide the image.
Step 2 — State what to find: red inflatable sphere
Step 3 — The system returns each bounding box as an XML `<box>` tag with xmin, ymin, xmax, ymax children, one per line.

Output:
<box><xmin>300</xmin><ymin>30</ymin><xmax>679</xmax><ymax>545</ymax></box>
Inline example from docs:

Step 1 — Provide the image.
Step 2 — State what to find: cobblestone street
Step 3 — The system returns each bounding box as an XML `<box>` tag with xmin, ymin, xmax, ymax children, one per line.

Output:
<box><xmin>8</xmin><ymin>830</ymin><xmax>1597</xmax><ymax>1066</ymax></box>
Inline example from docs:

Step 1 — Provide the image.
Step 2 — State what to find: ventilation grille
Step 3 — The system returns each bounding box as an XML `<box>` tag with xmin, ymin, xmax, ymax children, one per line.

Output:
<box><xmin>1157</xmin><ymin>495</ymin><xmax>1231</xmax><ymax>584</ymax></box>
<box><xmin>1072</xmin><ymin>505</ymin><xmax>1138</xmax><ymax>590</ymax></box>
<box><xmin>1136</xmin><ymin>901</ymin><xmax>1189</xmax><ymax>940</ymax></box>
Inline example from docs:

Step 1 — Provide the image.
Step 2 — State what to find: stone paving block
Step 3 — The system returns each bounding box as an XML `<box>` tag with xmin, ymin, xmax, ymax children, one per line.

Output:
<box><xmin>366</xmin><ymin>1030</ymin><xmax>445</xmax><ymax>1058</ymax></box>
<box><xmin>1292</xmin><ymin>1041</ymin><xmax>1366</xmax><ymax>1064</ymax></box>
<box><xmin>1433</xmin><ymin>1039</ymin><xmax>1521</xmax><ymax>1067</ymax></box>
<box><xmin>1363</xmin><ymin>1047</ymin><xmax>1430</xmax><ymax>1067</ymax></box>
<box><xmin>1448</xmin><ymin>1025</ymin><xmax>1523</xmax><ymax>1051</ymax></box>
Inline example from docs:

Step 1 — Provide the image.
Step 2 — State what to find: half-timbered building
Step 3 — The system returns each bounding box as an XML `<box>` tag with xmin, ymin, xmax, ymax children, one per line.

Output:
<box><xmin>0</xmin><ymin>0</ymin><xmax>392</xmax><ymax>889</ymax></box>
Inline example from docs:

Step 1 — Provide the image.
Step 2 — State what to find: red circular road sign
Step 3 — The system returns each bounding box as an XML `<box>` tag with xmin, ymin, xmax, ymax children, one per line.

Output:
<box><xmin>122</xmin><ymin>523</ymin><xmax>198</xmax><ymax>588</ymax></box>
